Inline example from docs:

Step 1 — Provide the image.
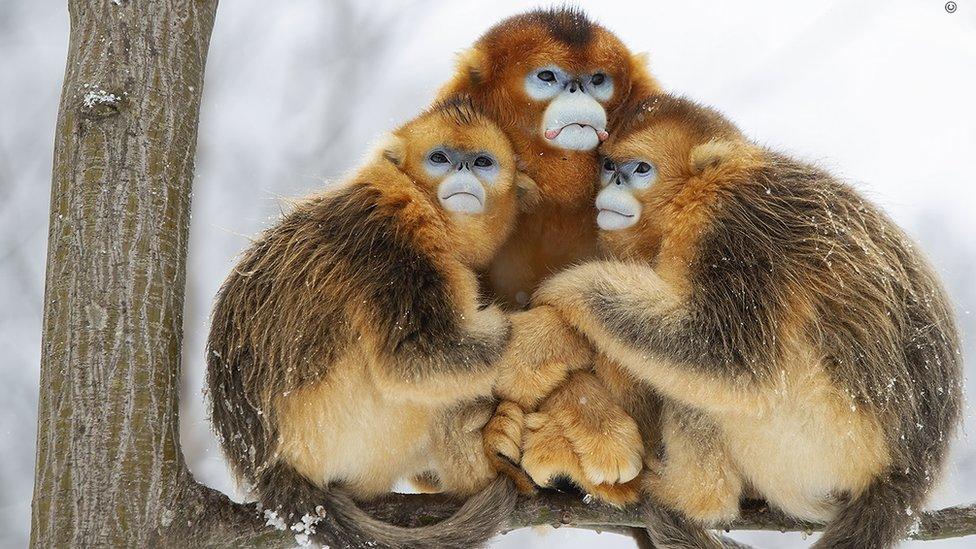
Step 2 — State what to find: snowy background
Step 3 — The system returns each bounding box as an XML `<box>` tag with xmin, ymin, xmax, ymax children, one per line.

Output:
<box><xmin>1</xmin><ymin>1</ymin><xmax>975</xmax><ymax>547</ymax></box>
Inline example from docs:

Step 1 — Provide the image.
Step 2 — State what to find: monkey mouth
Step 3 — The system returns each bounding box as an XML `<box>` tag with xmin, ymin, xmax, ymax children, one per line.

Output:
<box><xmin>443</xmin><ymin>191</ymin><xmax>482</xmax><ymax>204</ymax></box>
<box><xmin>440</xmin><ymin>191</ymin><xmax>485</xmax><ymax>213</ymax></box>
<box><xmin>597</xmin><ymin>207</ymin><xmax>634</xmax><ymax>218</ymax></box>
<box><xmin>544</xmin><ymin>123</ymin><xmax>609</xmax><ymax>142</ymax></box>
<box><xmin>596</xmin><ymin>207</ymin><xmax>639</xmax><ymax>231</ymax></box>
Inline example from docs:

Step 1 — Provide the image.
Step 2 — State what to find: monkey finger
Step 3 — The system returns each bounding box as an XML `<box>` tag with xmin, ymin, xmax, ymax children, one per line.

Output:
<box><xmin>524</xmin><ymin>411</ymin><xmax>550</xmax><ymax>431</ymax></box>
<box><xmin>483</xmin><ymin>401</ymin><xmax>525</xmax><ymax>462</ymax></box>
<box><xmin>586</xmin><ymin>474</ymin><xmax>645</xmax><ymax>508</ymax></box>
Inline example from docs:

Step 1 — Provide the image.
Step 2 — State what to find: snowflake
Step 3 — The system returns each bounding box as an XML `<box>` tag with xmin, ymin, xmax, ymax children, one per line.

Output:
<box><xmin>263</xmin><ymin>509</ymin><xmax>287</xmax><ymax>531</ymax></box>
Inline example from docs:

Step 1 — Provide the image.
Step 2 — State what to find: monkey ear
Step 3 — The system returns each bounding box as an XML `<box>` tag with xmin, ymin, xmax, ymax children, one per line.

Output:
<box><xmin>689</xmin><ymin>140</ymin><xmax>735</xmax><ymax>173</ymax></box>
<box><xmin>630</xmin><ymin>52</ymin><xmax>662</xmax><ymax>94</ymax></box>
<box><xmin>456</xmin><ymin>47</ymin><xmax>487</xmax><ymax>86</ymax></box>
<box><xmin>689</xmin><ymin>140</ymin><xmax>760</xmax><ymax>176</ymax></box>
<box><xmin>514</xmin><ymin>171</ymin><xmax>541</xmax><ymax>212</ymax></box>
<box><xmin>631</xmin><ymin>52</ymin><xmax>651</xmax><ymax>73</ymax></box>
<box><xmin>380</xmin><ymin>134</ymin><xmax>406</xmax><ymax>167</ymax></box>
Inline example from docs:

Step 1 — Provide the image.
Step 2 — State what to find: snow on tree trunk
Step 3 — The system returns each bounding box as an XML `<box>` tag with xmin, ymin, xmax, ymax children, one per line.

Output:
<box><xmin>31</xmin><ymin>0</ymin><xmax>217</xmax><ymax>546</ymax></box>
<box><xmin>28</xmin><ymin>1</ymin><xmax>976</xmax><ymax>547</ymax></box>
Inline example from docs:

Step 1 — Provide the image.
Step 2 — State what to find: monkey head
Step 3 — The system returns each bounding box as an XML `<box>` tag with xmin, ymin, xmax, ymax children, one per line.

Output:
<box><xmin>382</xmin><ymin>98</ymin><xmax>535</xmax><ymax>268</ymax></box>
<box><xmin>595</xmin><ymin>95</ymin><xmax>758</xmax><ymax>255</ymax></box>
<box><xmin>445</xmin><ymin>8</ymin><xmax>657</xmax><ymax>153</ymax></box>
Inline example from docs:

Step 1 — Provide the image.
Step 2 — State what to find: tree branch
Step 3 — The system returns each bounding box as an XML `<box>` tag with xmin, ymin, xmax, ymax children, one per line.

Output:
<box><xmin>171</xmin><ymin>483</ymin><xmax>976</xmax><ymax>546</ymax></box>
<box><xmin>35</xmin><ymin>0</ymin><xmax>976</xmax><ymax>547</ymax></box>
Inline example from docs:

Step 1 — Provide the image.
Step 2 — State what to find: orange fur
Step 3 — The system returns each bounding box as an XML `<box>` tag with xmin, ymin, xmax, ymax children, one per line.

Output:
<box><xmin>524</xmin><ymin>96</ymin><xmax>960</xmax><ymax>549</ymax></box>
<box><xmin>438</xmin><ymin>8</ymin><xmax>662</xmax><ymax>305</ymax></box>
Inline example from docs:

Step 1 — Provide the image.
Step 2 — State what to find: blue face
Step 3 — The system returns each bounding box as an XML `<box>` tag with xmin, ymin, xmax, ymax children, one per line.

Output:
<box><xmin>523</xmin><ymin>65</ymin><xmax>614</xmax><ymax>102</ymax></box>
<box><xmin>424</xmin><ymin>146</ymin><xmax>499</xmax><ymax>215</ymax></box>
<box><xmin>595</xmin><ymin>157</ymin><xmax>659</xmax><ymax>231</ymax></box>
<box><xmin>524</xmin><ymin>64</ymin><xmax>613</xmax><ymax>151</ymax></box>
<box><xmin>600</xmin><ymin>158</ymin><xmax>658</xmax><ymax>190</ymax></box>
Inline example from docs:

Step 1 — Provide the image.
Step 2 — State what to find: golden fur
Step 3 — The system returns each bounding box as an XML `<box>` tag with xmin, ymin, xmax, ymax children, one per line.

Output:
<box><xmin>517</xmin><ymin>95</ymin><xmax>962</xmax><ymax>548</ymax></box>
<box><xmin>438</xmin><ymin>8</ymin><xmax>661</xmax><ymax>306</ymax></box>
<box><xmin>435</xmin><ymin>9</ymin><xmax>667</xmax><ymax>508</ymax></box>
<box><xmin>207</xmin><ymin>99</ymin><xmax>547</xmax><ymax>548</ymax></box>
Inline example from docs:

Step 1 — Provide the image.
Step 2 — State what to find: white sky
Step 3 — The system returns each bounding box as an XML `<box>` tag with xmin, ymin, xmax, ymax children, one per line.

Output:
<box><xmin>1</xmin><ymin>1</ymin><xmax>974</xmax><ymax>547</ymax></box>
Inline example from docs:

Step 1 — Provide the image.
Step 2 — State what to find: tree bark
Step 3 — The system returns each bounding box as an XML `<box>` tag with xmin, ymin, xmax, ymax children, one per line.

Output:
<box><xmin>31</xmin><ymin>0</ymin><xmax>217</xmax><ymax>546</ymax></box>
<box><xmin>31</xmin><ymin>1</ymin><xmax>976</xmax><ymax>547</ymax></box>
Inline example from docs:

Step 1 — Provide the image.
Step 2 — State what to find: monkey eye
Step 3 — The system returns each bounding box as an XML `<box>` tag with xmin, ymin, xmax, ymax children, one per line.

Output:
<box><xmin>537</xmin><ymin>70</ymin><xmax>556</xmax><ymax>82</ymax></box>
<box><xmin>603</xmin><ymin>159</ymin><xmax>615</xmax><ymax>171</ymax></box>
<box><xmin>591</xmin><ymin>73</ymin><xmax>606</xmax><ymax>86</ymax></box>
<box><xmin>635</xmin><ymin>162</ymin><xmax>653</xmax><ymax>174</ymax></box>
<box><xmin>473</xmin><ymin>156</ymin><xmax>494</xmax><ymax>168</ymax></box>
<box><xmin>429</xmin><ymin>151</ymin><xmax>449</xmax><ymax>164</ymax></box>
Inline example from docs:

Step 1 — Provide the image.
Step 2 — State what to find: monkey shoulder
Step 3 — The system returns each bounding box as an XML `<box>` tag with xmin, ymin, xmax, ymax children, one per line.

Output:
<box><xmin>316</xmin><ymin>178</ymin><xmax>472</xmax><ymax>357</ymax></box>
<box><xmin>209</xmin><ymin>177</ymin><xmax>465</xmax><ymax>374</ymax></box>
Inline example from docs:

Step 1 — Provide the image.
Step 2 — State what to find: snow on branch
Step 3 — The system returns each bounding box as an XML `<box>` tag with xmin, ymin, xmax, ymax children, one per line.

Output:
<box><xmin>185</xmin><ymin>483</ymin><xmax>976</xmax><ymax>547</ymax></box>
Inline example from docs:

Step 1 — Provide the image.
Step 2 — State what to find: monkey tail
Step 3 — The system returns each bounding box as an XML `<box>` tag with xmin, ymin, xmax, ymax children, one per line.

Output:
<box><xmin>812</xmin><ymin>473</ymin><xmax>922</xmax><ymax>549</ymax></box>
<box><xmin>258</xmin><ymin>461</ymin><xmax>517</xmax><ymax>549</ymax></box>
<box><xmin>642</xmin><ymin>502</ymin><xmax>756</xmax><ymax>549</ymax></box>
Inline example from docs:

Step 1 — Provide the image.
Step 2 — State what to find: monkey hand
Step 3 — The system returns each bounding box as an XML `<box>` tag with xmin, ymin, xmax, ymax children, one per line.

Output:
<box><xmin>521</xmin><ymin>410</ymin><xmax>644</xmax><ymax>507</ymax></box>
<box><xmin>539</xmin><ymin>372</ymin><xmax>644</xmax><ymax>486</ymax></box>
<box><xmin>483</xmin><ymin>400</ymin><xmax>524</xmax><ymax>464</ymax></box>
<box><xmin>493</xmin><ymin>305</ymin><xmax>593</xmax><ymax>410</ymax></box>
<box><xmin>483</xmin><ymin>400</ymin><xmax>537</xmax><ymax>495</ymax></box>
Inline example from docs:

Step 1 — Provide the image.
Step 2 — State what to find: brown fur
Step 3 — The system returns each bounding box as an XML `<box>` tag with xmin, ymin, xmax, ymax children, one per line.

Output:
<box><xmin>520</xmin><ymin>370</ymin><xmax>646</xmax><ymax>506</ymax></box>
<box><xmin>438</xmin><ymin>7</ymin><xmax>661</xmax><ymax>306</ymax></box>
<box><xmin>439</xmin><ymin>7</ymin><xmax>667</xmax><ymax>512</ymax></box>
<box><xmin>206</xmin><ymin>99</ymin><xmax>530</xmax><ymax>549</ymax></box>
<box><xmin>530</xmin><ymin>94</ymin><xmax>962</xmax><ymax>548</ymax></box>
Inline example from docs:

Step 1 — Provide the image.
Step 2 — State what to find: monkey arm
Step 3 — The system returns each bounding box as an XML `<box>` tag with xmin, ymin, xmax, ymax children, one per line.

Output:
<box><xmin>369</xmin><ymin>300</ymin><xmax>512</xmax><ymax>405</ymax></box>
<box><xmin>361</xmin><ymin>232</ymin><xmax>534</xmax><ymax>406</ymax></box>
<box><xmin>492</xmin><ymin>305</ymin><xmax>594</xmax><ymax>410</ymax></box>
<box><xmin>533</xmin><ymin>261</ymin><xmax>770</xmax><ymax>416</ymax></box>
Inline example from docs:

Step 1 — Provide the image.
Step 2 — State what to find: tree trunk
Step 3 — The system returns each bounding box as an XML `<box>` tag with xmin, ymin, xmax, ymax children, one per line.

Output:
<box><xmin>30</xmin><ymin>1</ymin><xmax>976</xmax><ymax>547</ymax></box>
<box><xmin>31</xmin><ymin>0</ymin><xmax>217</xmax><ymax>545</ymax></box>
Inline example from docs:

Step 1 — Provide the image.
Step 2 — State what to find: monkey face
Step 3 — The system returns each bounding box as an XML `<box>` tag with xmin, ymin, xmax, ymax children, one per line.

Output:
<box><xmin>423</xmin><ymin>146</ymin><xmax>501</xmax><ymax>215</ymax></box>
<box><xmin>383</xmin><ymin>100</ymin><xmax>530</xmax><ymax>267</ymax></box>
<box><xmin>594</xmin><ymin>116</ymin><xmax>697</xmax><ymax>240</ymax></box>
<box><xmin>525</xmin><ymin>65</ymin><xmax>611</xmax><ymax>151</ymax></box>
<box><xmin>390</xmin><ymin>106</ymin><xmax>519</xmax><ymax>219</ymax></box>
<box><xmin>595</xmin><ymin>95</ymin><xmax>759</xmax><ymax>261</ymax></box>
<box><xmin>596</xmin><ymin>118</ymin><xmax>716</xmax><ymax>241</ymax></box>
<box><xmin>454</xmin><ymin>10</ymin><xmax>647</xmax><ymax>152</ymax></box>
<box><xmin>595</xmin><ymin>157</ymin><xmax>658</xmax><ymax>230</ymax></box>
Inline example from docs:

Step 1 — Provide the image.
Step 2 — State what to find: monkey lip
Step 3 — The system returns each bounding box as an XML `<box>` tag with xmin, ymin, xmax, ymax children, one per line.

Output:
<box><xmin>443</xmin><ymin>191</ymin><xmax>482</xmax><ymax>203</ymax></box>
<box><xmin>545</xmin><ymin>124</ymin><xmax>609</xmax><ymax>142</ymax></box>
<box><xmin>597</xmin><ymin>207</ymin><xmax>634</xmax><ymax>218</ymax></box>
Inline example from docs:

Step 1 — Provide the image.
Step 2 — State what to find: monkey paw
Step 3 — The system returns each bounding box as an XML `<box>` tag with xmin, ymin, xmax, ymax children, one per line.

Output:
<box><xmin>544</xmin><ymin>399</ymin><xmax>643</xmax><ymax>486</ymax></box>
<box><xmin>483</xmin><ymin>400</ymin><xmax>524</xmax><ymax>464</ymax></box>
<box><xmin>521</xmin><ymin>413</ymin><xmax>644</xmax><ymax>506</ymax></box>
<box><xmin>573</xmin><ymin>420</ymin><xmax>644</xmax><ymax>486</ymax></box>
<box><xmin>520</xmin><ymin>412</ymin><xmax>583</xmax><ymax>488</ymax></box>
